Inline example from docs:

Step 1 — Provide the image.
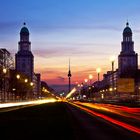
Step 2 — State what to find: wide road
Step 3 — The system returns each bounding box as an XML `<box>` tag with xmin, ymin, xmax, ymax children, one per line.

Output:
<box><xmin>0</xmin><ymin>101</ymin><xmax>139</xmax><ymax>140</ymax></box>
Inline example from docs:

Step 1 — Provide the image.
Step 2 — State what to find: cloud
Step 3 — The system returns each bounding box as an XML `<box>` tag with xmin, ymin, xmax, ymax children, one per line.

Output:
<box><xmin>41</xmin><ymin>76</ymin><xmax>67</xmax><ymax>86</ymax></box>
<box><xmin>57</xmin><ymin>76</ymin><xmax>65</xmax><ymax>82</ymax></box>
<box><xmin>33</xmin><ymin>24</ymin><xmax>122</xmax><ymax>33</ymax></box>
<box><xmin>33</xmin><ymin>47</ymin><xmax>75</xmax><ymax>58</ymax></box>
<box><xmin>35</xmin><ymin>67</ymin><xmax>65</xmax><ymax>76</ymax></box>
<box><xmin>33</xmin><ymin>42</ymin><xmax>114</xmax><ymax>58</ymax></box>
<box><xmin>134</xmin><ymin>29</ymin><xmax>140</xmax><ymax>34</ymax></box>
<box><xmin>0</xmin><ymin>21</ymin><xmax>18</xmax><ymax>33</ymax></box>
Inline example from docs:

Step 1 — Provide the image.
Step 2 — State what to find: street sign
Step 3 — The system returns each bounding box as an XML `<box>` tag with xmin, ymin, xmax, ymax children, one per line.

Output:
<box><xmin>117</xmin><ymin>78</ymin><xmax>134</xmax><ymax>93</ymax></box>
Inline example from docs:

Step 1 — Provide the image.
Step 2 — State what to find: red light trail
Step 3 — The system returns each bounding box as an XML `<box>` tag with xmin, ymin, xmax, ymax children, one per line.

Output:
<box><xmin>69</xmin><ymin>102</ymin><xmax>140</xmax><ymax>135</ymax></box>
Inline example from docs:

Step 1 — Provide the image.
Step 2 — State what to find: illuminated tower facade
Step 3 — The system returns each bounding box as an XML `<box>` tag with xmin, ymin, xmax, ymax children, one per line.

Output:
<box><xmin>68</xmin><ymin>59</ymin><xmax>72</xmax><ymax>93</ymax></box>
<box><xmin>118</xmin><ymin>22</ymin><xmax>138</xmax><ymax>77</ymax></box>
<box><xmin>15</xmin><ymin>23</ymin><xmax>34</xmax><ymax>80</ymax></box>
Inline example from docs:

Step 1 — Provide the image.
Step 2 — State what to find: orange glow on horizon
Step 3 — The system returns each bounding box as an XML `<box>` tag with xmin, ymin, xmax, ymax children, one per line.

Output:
<box><xmin>35</xmin><ymin>66</ymin><xmax>108</xmax><ymax>85</ymax></box>
<box><xmin>34</xmin><ymin>55</ymin><xmax>117</xmax><ymax>85</ymax></box>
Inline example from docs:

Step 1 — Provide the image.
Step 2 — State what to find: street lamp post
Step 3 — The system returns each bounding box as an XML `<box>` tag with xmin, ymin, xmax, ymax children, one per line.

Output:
<box><xmin>3</xmin><ymin>68</ymin><xmax>7</xmax><ymax>102</ymax></box>
<box><xmin>88</xmin><ymin>74</ymin><xmax>93</xmax><ymax>99</ymax></box>
<box><xmin>84</xmin><ymin>79</ymin><xmax>88</xmax><ymax>86</ymax></box>
<box><xmin>16</xmin><ymin>74</ymin><xmax>20</xmax><ymax>101</ymax></box>
<box><xmin>96</xmin><ymin>68</ymin><xmax>101</xmax><ymax>82</ymax></box>
<box><xmin>79</xmin><ymin>83</ymin><xmax>83</xmax><ymax>100</ymax></box>
<box><xmin>30</xmin><ymin>82</ymin><xmax>34</xmax><ymax>99</ymax></box>
<box><xmin>89</xmin><ymin>74</ymin><xmax>93</xmax><ymax>86</ymax></box>
<box><xmin>110</xmin><ymin>56</ymin><xmax>115</xmax><ymax>98</ymax></box>
<box><xmin>24</xmin><ymin>78</ymin><xmax>28</xmax><ymax>100</ymax></box>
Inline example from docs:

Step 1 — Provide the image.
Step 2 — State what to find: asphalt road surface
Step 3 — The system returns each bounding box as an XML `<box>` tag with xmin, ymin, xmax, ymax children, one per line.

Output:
<box><xmin>0</xmin><ymin>102</ymin><xmax>139</xmax><ymax>140</ymax></box>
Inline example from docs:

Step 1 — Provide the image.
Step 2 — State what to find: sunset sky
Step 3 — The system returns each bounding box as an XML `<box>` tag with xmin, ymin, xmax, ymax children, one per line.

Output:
<box><xmin>1</xmin><ymin>0</ymin><xmax>140</xmax><ymax>87</ymax></box>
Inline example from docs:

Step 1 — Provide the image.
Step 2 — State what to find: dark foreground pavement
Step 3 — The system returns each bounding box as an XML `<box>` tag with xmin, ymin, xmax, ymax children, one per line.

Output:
<box><xmin>0</xmin><ymin>102</ymin><xmax>139</xmax><ymax>140</ymax></box>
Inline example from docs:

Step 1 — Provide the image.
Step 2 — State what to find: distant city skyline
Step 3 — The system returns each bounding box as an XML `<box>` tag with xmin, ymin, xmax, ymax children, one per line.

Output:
<box><xmin>1</xmin><ymin>0</ymin><xmax>140</xmax><ymax>86</ymax></box>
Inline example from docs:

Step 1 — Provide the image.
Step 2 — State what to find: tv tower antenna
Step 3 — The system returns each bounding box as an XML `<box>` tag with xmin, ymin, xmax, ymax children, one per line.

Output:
<box><xmin>68</xmin><ymin>58</ymin><xmax>72</xmax><ymax>93</ymax></box>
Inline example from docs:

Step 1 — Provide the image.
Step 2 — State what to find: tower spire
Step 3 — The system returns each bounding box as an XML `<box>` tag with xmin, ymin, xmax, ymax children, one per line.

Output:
<box><xmin>23</xmin><ymin>22</ymin><xmax>26</xmax><ymax>26</ymax></box>
<box><xmin>68</xmin><ymin>58</ymin><xmax>72</xmax><ymax>93</ymax></box>
<box><xmin>126</xmin><ymin>21</ymin><xmax>129</xmax><ymax>27</ymax></box>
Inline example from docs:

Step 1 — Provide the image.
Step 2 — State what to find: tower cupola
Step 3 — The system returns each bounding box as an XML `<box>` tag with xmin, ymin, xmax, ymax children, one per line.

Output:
<box><xmin>123</xmin><ymin>22</ymin><xmax>132</xmax><ymax>37</ymax></box>
<box><xmin>20</xmin><ymin>22</ymin><xmax>29</xmax><ymax>35</ymax></box>
<box><xmin>20</xmin><ymin>23</ymin><xmax>29</xmax><ymax>42</ymax></box>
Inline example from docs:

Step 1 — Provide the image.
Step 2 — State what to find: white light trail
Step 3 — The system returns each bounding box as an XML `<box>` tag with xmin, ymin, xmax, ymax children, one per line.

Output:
<box><xmin>66</xmin><ymin>88</ymin><xmax>76</xmax><ymax>99</ymax></box>
<box><xmin>0</xmin><ymin>98</ymin><xmax>57</xmax><ymax>108</ymax></box>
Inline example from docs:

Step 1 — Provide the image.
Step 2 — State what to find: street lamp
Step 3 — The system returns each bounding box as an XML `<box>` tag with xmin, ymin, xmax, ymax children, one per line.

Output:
<box><xmin>84</xmin><ymin>79</ymin><xmax>88</xmax><ymax>86</ymax></box>
<box><xmin>77</xmin><ymin>84</ymin><xmax>80</xmax><ymax>87</ymax></box>
<box><xmin>24</xmin><ymin>78</ymin><xmax>28</xmax><ymax>83</ymax></box>
<box><xmin>80</xmin><ymin>83</ymin><xmax>83</xmax><ymax>87</ymax></box>
<box><xmin>75</xmin><ymin>81</ymin><xmax>78</xmax><ymax>85</ymax></box>
<box><xmin>96</xmin><ymin>68</ymin><xmax>101</xmax><ymax>81</ymax></box>
<box><xmin>110</xmin><ymin>56</ymin><xmax>115</xmax><ymax>72</ymax></box>
<box><xmin>30</xmin><ymin>82</ymin><xmax>34</xmax><ymax>86</ymax></box>
<box><xmin>110</xmin><ymin>56</ymin><xmax>115</xmax><ymax>97</ymax></box>
<box><xmin>88</xmin><ymin>74</ymin><xmax>93</xmax><ymax>100</ymax></box>
<box><xmin>89</xmin><ymin>74</ymin><xmax>93</xmax><ymax>85</ymax></box>
<box><xmin>24</xmin><ymin>78</ymin><xmax>28</xmax><ymax>99</ymax></box>
<box><xmin>16</xmin><ymin>74</ymin><xmax>20</xmax><ymax>79</ymax></box>
<box><xmin>30</xmin><ymin>82</ymin><xmax>34</xmax><ymax>99</ymax></box>
<box><xmin>3</xmin><ymin>68</ymin><xmax>7</xmax><ymax>102</ymax></box>
<box><xmin>3</xmin><ymin>68</ymin><xmax>7</xmax><ymax>74</ymax></box>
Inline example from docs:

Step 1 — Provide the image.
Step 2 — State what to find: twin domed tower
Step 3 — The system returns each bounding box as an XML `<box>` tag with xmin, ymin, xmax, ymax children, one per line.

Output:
<box><xmin>118</xmin><ymin>22</ymin><xmax>138</xmax><ymax>77</ymax></box>
<box><xmin>15</xmin><ymin>23</ymin><xmax>34</xmax><ymax>80</ymax></box>
<box><xmin>15</xmin><ymin>22</ymin><xmax>138</xmax><ymax>86</ymax></box>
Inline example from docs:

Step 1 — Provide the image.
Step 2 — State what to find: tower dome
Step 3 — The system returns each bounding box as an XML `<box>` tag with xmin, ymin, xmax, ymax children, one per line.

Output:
<box><xmin>20</xmin><ymin>23</ymin><xmax>29</xmax><ymax>35</ymax></box>
<box><xmin>123</xmin><ymin>22</ymin><xmax>132</xmax><ymax>36</ymax></box>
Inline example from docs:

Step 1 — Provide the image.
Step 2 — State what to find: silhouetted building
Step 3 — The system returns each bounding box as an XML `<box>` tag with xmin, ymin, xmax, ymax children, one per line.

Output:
<box><xmin>0</xmin><ymin>48</ymin><xmax>14</xmax><ymax>69</ymax></box>
<box><xmin>15</xmin><ymin>23</ymin><xmax>34</xmax><ymax>81</ymax></box>
<box><xmin>34</xmin><ymin>73</ymin><xmax>41</xmax><ymax>98</ymax></box>
<box><xmin>41</xmin><ymin>81</ymin><xmax>55</xmax><ymax>97</ymax></box>
<box><xmin>118</xmin><ymin>22</ymin><xmax>138</xmax><ymax>77</ymax></box>
<box><xmin>101</xmin><ymin>70</ymin><xmax>118</xmax><ymax>89</ymax></box>
<box><xmin>0</xmin><ymin>48</ymin><xmax>14</xmax><ymax>101</ymax></box>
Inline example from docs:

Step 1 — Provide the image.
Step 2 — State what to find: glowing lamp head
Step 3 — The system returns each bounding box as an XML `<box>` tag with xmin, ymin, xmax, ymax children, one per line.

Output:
<box><xmin>12</xmin><ymin>88</ymin><xmax>16</xmax><ymax>91</ymax></box>
<box><xmin>109</xmin><ymin>88</ymin><xmax>113</xmax><ymax>91</ymax></box>
<box><xmin>89</xmin><ymin>74</ymin><xmax>93</xmax><ymax>80</ymax></box>
<box><xmin>110</xmin><ymin>56</ymin><xmax>116</xmax><ymax>62</ymax></box>
<box><xmin>77</xmin><ymin>84</ymin><xmax>80</xmax><ymax>87</ymax></box>
<box><xmin>30</xmin><ymin>82</ymin><xmax>34</xmax><ymax>86</ymax></box>
<box><xmin>16</xmin><ymin>74</ymin><xmax>20</xmax><ymax>79</ymax></box>
<box><xmin>3</xmin><ymin>68</ymin><xmax>7</xmax><ymax>74</ymax></box>
<box><xmin>84</xmin><ymin>79</ymin><xmax>88</xmax><ymax>83</ymax></box>
<box><xmin>24</xmin><ymin>79</ymin><xmax>28</xmax><ymax>83</ymax></box>
<box><xmin>96</xmin><ymin>68</ymin><xmax>101</xmax><ymax>74</ymax></box>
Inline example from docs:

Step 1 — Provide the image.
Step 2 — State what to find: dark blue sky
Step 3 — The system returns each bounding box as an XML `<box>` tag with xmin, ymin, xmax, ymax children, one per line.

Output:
<box><xmin>1</xmin><ymin>0</ymin><xmax>140</xmax><ymax>32</ymax></box>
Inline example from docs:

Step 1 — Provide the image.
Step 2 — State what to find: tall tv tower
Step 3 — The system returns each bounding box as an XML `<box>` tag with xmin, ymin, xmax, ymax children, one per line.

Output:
<box><xmin>68</xmin><ymin>58</ymin><xmax>72</xmax><ymax>93</ymax></box>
